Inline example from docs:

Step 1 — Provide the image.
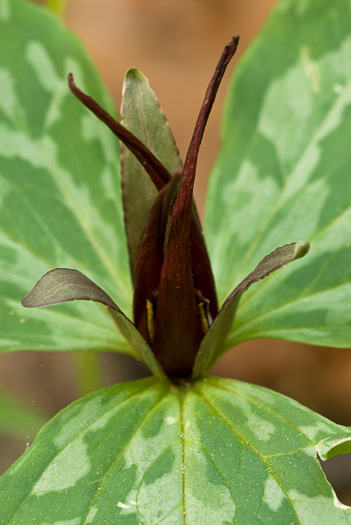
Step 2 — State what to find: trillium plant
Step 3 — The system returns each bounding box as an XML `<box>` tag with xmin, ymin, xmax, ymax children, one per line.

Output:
<box><xmin>22</xmin><ymin>38</ymin><xmax>309</xmax><ymax>380</ymax></box>
<box><xmin>1</xmin><ymin>0</ymin><xmax>351</xmax><ymax>523</ymax></box>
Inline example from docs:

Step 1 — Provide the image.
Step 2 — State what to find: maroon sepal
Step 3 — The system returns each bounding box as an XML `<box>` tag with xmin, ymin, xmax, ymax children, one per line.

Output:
<box><xmin>150</xmin><ymin>38</ymin><xmax>239</xmax><ymax>376</ymax></box>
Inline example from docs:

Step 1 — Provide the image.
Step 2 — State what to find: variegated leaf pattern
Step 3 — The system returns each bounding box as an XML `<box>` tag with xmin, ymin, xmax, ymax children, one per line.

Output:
<box><xmin>206</xmin><ymin>0</ymin><xmax>351</xmax><ymax>349</ymax></box>
<box><xmin>0</xmin><ymin>0</ymin><xmax>132</xmax><ymax>354</ymax></box>
<box><xmin>0</xmin><ymin>377</ymin><xmax>350</xmax><ymax>524</ymax></box>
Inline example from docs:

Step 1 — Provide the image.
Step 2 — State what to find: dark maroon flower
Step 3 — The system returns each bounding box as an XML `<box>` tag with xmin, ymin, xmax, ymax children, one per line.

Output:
<box><xmin>22</xmin><ymin>38</ymin><xmax>309</xmax><ymax>379</ymax></box>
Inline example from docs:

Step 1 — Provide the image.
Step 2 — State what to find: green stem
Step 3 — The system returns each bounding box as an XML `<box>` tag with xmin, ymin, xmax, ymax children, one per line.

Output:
<box><xmin>74</xmin><ymin>352</ymin><xmax>103</xmax><ymax>397</ymax></box>
<box><xmin>45</xmin><ymin>0</ymin><xmax>68</xmax><ymax>18</ymax></box>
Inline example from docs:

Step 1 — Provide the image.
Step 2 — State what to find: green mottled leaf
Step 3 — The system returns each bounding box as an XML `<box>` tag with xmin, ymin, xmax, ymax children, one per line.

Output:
<box><xmin>193</xmin><ymin>242</ymin><xmax>310</xmax><ymax>377</ymax></box>
<box><xmin>121</xmin><ymin>68</ymin><xmax>183</xmax><ymax>273</ymax></box>
<box><xmin>1</xmin><ymin>376</ymin><xmax>350</xmax><ymax>523</ymax></box>
<box><xmin>0</xmin><ymin>0</ymin><xmax>133</xmax><ymax>354</ymax></box>
<box><xmin>0</xmin><ymin>388</ymin><xmax>46</xmax><ymax>439</ymax></box>
<box><xmin>205</xmin><ymin>0</ymin><xmax>351</xmax><ymax>349</ymax></box>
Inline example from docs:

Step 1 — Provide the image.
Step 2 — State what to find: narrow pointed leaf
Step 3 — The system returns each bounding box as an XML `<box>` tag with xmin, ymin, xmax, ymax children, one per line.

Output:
<box><xmin>121</xmin><ymin>69</ymin><xmax>183</xmax><ymax>273</ymax></box>
<box><xmin>22</xmin><ymin>268</ymin><xmax>121</xmax><ymax>310</ymax></box>
<box><xmin>0</xmin><ymin>0</ymin><xmax>132</xmax><ymax>355</ymax></box>
<box><xmin>222</xmin><ymin>240</ymin><xmax>310</xmax><ymax>308</ymax></box>
<box><xmin>22</xmin><ymin>269</ymin><xmax>166</xmax><ymax>378</ymax></box>
<box><xmin>193</xmin><ymin>241</ymin><xmax>309</xmax><ymax>377</ymax></box>
<box><xmin>205</xmin><ymin>0</ymin><xmax>351</xmax><ymax>348</ymax></box>
<box><xmin>1</xmin><ymin>376</ymin><xmax>351</xmax><ymax>523</ymax></box>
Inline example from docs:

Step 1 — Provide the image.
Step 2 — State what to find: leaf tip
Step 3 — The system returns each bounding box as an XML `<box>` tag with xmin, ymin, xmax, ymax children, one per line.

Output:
<box><xmin>123</xmin><ymin>69</ymin><xmax>149</xmax><ymax>93</ymax></box>
<box><xmin>231</xmin><ymin>35</ymin><xmax>240</xmax><ymax>49</ymax></box>
<box><xmin>294</xmin><ymin>240</ymin><xmax>310</xmax><ymax>260</ymax></box>
<box><xmin>21</xmin><ymin>295</ymin><xmax>32</xmax><ymax>308</ymax></box>
<box><xmin>125</xmin><ymin>68</ymin><xmax>145</xmax><ymax>81</ymax></box>
<box><xmin>67</xmin><ymin>72</ymin><xmax>74</xmax><ymax>89</ymax></box>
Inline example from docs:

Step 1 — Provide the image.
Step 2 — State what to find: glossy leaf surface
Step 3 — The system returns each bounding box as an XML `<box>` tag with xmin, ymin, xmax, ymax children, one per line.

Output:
<box><xmin>0</xmin><ymin>0</ymin><xmax>132</xmax><ymax>354</ymax></box>
<box><xmin>1</xmin><ymin>376</ymin><xmax>350</xmax><ymax>524</ymax></box>
<box><xmin>206</xmin><ymin>0</ymin><xmax>351</xmax><ymax>349</ymax></box>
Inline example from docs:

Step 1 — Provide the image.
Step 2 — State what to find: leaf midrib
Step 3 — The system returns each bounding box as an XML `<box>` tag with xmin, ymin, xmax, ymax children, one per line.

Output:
<box><xmin>190</xmin><ymin>382</ymin><xmax>302</xmax><ymax>524</ymax></box>
<box><xmin>81</xmin><ymin>382</ymin><xmax>171</xmax><ymax>524</ymax></box>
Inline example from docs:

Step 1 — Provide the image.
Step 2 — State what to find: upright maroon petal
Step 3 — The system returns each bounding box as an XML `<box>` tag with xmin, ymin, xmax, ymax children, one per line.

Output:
<box><xmin>152</xmin><ymin>39</ymin><xmax>239</xmax><ymax>377</ymax></box>
<box><xmin>177</xmin><ymin>37</ymin><xmax>239</xmax><ymax>229</ymax></box>
<box><xmin>133</xmin><ymin>175</ymin><xmax>182</xmax><ymax>340</ymax></box>
<box><xmin>153</xmin><ymin>229</ymin><xmax>201</xmax><ymax>377</ymax></box>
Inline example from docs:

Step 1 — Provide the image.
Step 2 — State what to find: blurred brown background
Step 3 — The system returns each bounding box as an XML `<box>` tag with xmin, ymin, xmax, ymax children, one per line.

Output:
<box><xmin>2</xmin><ymin>0</ymin><xmax>351</xmax><ymax>502</ymax></box>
